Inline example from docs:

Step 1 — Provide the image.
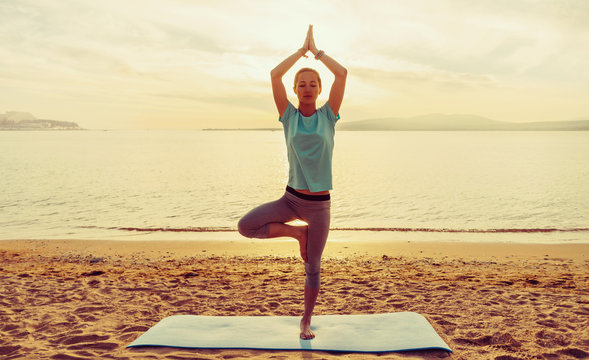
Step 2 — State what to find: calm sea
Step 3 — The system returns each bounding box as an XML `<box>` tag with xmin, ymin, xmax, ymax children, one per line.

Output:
<box><xmin>1</xmin><ymin>130</ymin><xmax>588</xmax><ymax>243</ymax></box>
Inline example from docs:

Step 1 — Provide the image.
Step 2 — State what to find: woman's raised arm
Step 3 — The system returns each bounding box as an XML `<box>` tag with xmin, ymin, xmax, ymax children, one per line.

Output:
<box><xmin>270</xmin><ymin>32</ymin><xmax>309</xmax><ymax>118</ymax></box>
<box><xmin>307</xmin><ymin>25</ymin><xmax>347</xmax><ymax>116</ymax></box>
<box><xmin>270</xmin><ymin>49</ymin><xmax>305</xmax><ymax>118</ymax></box>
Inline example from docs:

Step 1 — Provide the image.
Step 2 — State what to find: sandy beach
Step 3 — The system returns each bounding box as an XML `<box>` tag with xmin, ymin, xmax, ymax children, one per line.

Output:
<box><xmin>1</xmin><ymin>239</ymin><xmax>588</xmax><ymax>360</ymax></box>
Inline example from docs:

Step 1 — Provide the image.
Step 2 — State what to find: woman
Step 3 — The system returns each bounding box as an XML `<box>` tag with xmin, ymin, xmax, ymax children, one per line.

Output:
<box><xmin>237</xmin><ymin>25</ymin><xmax>347</xmax><ymax>340</ymax></box>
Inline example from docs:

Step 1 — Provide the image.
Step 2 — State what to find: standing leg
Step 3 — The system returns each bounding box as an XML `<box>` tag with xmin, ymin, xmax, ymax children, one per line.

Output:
<box><xmin>300</xmin><ymin>285</ymin><xmax>320</xmax><ymax>339</ymax></box>
<box><xmin>297</xmin><ymin>201</ymin><xmax>331</xmax><ymax>339</ymax></box>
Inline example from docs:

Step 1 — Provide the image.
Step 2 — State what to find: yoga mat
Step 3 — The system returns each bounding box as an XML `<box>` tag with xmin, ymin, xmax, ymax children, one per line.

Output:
<box><xmin>128</xmin><ymin>312</ymin><xmax>451</xmax><ymax>353</ymax></box>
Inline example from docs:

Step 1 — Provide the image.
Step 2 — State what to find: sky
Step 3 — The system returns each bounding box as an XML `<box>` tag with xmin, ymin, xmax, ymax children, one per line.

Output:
<box><xmin>1</xmin><ymin>0</ymin><xmax>588</xmax><ymax>130</ymax></box>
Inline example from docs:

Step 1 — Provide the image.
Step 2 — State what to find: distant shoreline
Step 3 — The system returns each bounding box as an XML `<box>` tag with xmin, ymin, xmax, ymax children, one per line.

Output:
<box><xmin>203</xmin><ymin>115</ymin><xmax>589</xmax><ymax>131</ymax></box>
<box><xmin>0</xmin><ymin>119</ymin><xmax>82</xmax><ymax>130</ymax></box>
<box><xmin>203</xmin><ymin>128</ymin><xmax>281</xmax><ymax>131</ymax></box>
<box><xmin>201</xmin><ymin>127</ymin><xmax>589</xmax><ymax>131</ymax></box>
<box><xmin>337</xmin><ymin>116</ymin><xmax>589</xmax><ymax>131</ymax></box>
<box><xmin>0</xmin><ymin>128</ymin><xmax>84</xmax><ymax>131</ymax></box>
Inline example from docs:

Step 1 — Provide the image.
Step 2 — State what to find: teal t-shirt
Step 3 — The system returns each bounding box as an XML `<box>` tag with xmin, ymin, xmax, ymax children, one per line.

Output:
<box><xmin>279</xmin><ymin>102</ymin><xmax>340</xmax><ymax>192</ymax></box>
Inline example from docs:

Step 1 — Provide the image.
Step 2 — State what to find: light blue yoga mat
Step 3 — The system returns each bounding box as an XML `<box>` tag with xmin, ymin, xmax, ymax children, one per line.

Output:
<box><xmin>128</xmin><ymin>312</ymin><xmax>451</xmax><ymax>353</ymax></box>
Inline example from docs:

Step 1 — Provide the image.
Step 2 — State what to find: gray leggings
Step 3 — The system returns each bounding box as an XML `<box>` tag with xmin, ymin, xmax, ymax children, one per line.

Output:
<box><xmin>237</xmin><ymin>191</ymin><xmax>331</xmax><ymax>289</ymax></box>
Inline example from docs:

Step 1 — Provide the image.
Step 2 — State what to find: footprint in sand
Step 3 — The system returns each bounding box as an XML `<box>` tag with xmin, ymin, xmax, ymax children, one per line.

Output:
<box><xmin>73</xmin><ymin>306</ymin><xmax>108</xmax><ymax>315</ymax></box>
<box><xmin>535</xmin><ymin>329</ymin><xmax>570</xmax><ymax>348</ymax></box>
<box><xmin>61</xmin><ymin>334</ymin><xmax>109</xmax><ymax>345</ymax></box>
<box><xmin>556</xmin><ymin>348</ymin><xmax>589</xmax><ymax>358</ymax></box>
<box><xmin>56</xmin><ymin>334</ymin><xmax>119</xmax><ymax>353</ymax></box>
<box><xmin>454</xmin><ymin>332</ymin><xmax>521</xmax><ymax>350</ymax></box>
<box><xmin>0</xmin><ymin>345</ymin><xmax>21</xmax><ymax>357</ymax></box>
<box><xmin>67</xmin><ymin>342</ymin><xmax>118</xmax><ymax>351</ymax></box>
<box><xmin>536</xmin><ymin>319</ymin><xmax>558</xmax><ymax>328</ymax></box>
<box><xmin>121</xmin><ymin>325</ymin><xmax>150</xmax><ymax>333</ymax></box>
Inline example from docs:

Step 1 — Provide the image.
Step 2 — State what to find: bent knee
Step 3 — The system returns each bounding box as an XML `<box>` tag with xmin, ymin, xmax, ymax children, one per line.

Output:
<box><xmin>237</xmin><ymin>217</ymin><xmax>266</xmax><ymax>238</ymax></box>
<box><xmin>237</xmin><ymin>217</ymin><xmax>253</xmax><ymax>237</ymax></box>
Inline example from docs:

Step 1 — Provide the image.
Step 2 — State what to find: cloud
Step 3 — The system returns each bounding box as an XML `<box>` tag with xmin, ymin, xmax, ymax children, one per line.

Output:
<box><xmin>0</xmin><ymin>0</ymin><xmax>587</xmax><ymax>128</ymax></box>
<box><xmin>150</xmin><ymin>90</ymin><xmax>273</xmax><ymax>113</ymax></box>
<box><xmin>351</xmin><ymin>66</ymin><xmax>496</xmax><ymax>91</ymax></box>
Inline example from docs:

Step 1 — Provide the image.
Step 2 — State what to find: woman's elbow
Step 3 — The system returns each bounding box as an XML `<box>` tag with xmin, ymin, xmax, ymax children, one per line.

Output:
<box><xmin>337</xmin><ymin>68</ymin><xmax>348</xmax><ymax>79</ymax></box>
<box><xmin>270</xmin><ymin>69</ymin><xmax>281</xmax><ymax>80</ymax></box>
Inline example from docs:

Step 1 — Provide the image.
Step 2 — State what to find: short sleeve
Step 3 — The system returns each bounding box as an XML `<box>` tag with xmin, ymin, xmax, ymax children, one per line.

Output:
<box><xmin>321</xmin><ymin>102</ymin><xmax>340</xmax><ymax>124</ymax></box>
<box><xmin>278</xmin><ymin>102</ymin><xmax>297</xmax><ymax>124</ymax></box>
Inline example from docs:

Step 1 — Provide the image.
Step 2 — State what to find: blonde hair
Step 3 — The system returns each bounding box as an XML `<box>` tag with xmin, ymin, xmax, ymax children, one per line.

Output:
<box><xmin>294</xmin><ymin>68</ymin><xmax>322</xmax><ymax>89</ymax></box>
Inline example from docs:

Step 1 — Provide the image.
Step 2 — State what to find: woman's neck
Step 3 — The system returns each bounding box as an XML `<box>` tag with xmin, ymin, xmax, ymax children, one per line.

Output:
<box><xmin>298</xmin><ymin>102</ymin><xmax>316</xmax><ymax>117</ymax></box>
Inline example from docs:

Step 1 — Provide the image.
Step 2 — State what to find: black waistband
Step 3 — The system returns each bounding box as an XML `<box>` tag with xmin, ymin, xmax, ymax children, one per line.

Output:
<box><xmin>286</xmin><ymin>186</ymin><xmax>330</xmax><ymax>201</ymax></box>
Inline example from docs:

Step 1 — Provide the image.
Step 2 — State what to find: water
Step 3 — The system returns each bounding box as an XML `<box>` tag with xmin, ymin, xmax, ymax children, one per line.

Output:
<box><xmin>1</xmin><ymin>130</ymin><xmax>588</xmax><ymax>243</ymax></box>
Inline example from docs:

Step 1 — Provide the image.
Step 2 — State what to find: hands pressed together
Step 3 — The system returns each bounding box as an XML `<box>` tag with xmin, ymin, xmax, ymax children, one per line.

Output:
<box><xmin>299</xmin><ymin>25</ymin><xmax>320</xmax><ymax>58</ymax></box>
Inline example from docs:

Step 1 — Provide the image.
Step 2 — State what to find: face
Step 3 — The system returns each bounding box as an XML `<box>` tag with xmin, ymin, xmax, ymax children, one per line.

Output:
<box><xmin>294</xmin><ymin>71</ymin><xmax>321</xmax><ymax>105</ymax></box>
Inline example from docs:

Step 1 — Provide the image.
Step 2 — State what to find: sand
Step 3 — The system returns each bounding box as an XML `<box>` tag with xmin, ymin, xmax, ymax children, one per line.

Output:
<box><xmin>1</xmin><ymin>239</ymin><xmax>588</xmax><ymax>360</ymax></box>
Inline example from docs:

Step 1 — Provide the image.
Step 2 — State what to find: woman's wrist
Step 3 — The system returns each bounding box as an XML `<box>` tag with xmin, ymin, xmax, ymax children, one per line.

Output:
<box><xmin>298</xmin><ymin>48</ymin><xmax>308</xmax><ymax>57</ymax></box>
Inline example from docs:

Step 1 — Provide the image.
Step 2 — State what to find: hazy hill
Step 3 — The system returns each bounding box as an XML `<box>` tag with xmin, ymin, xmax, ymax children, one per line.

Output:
<box><xmin>337</xmin><ymin>114</ymin><xmax>589</xmax><ymax>131</ymax></box>
<box><xmin>0</xmin><ymin>111</ymin><xmax>81</xmax><ymax>130</ymax></box>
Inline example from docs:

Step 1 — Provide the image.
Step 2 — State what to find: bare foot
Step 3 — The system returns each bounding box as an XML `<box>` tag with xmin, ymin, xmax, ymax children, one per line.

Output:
<box><xmin>300</xmin><ymin>317</ymin><xmax>315</xmax><ymax>340</ymax></box>
<box><xmin>294</xmin><ymin>225</ymin><xmax>308</xmax><ymax>262</ymax></box>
